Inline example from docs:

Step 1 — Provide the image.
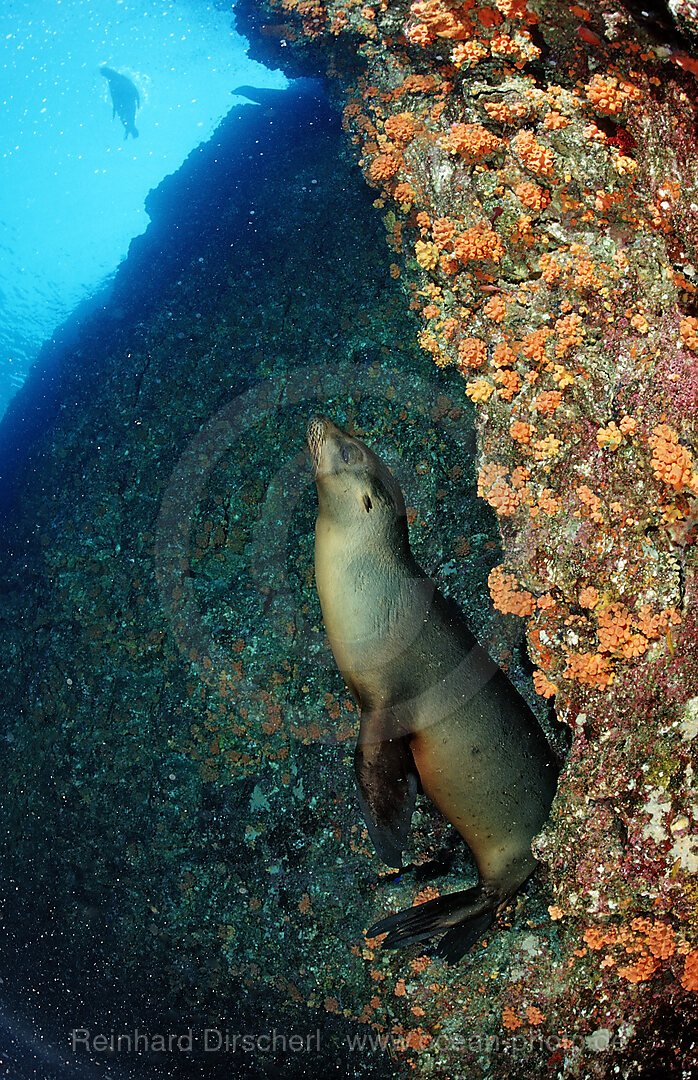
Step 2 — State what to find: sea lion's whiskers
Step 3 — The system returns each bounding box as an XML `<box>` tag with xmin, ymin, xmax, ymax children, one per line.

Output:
<box><xmin>306</xmin><ymin>416</ymin><xmax>326</xmax><ymax>476</ymax></box>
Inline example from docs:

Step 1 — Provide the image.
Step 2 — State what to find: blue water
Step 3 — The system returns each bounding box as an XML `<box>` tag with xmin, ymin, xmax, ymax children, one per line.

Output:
<box><xmin>0</xmin><ymin>0</ymin><xmax>286</xmax><ymax>419</ymax></box>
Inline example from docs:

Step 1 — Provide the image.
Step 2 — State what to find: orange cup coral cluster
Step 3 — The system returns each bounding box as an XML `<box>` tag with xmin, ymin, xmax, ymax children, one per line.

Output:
<box><xmin>241</xmin><ymin>0</ymin><xmax>698</xmax><ymax>1070</ymax></box>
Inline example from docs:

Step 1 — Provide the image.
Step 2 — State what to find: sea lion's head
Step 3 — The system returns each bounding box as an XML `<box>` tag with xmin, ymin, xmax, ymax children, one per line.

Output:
<box><xmin>307</xmin><ymin>416</ymin><xmax>406</xmax><ymax>537</ymax></box>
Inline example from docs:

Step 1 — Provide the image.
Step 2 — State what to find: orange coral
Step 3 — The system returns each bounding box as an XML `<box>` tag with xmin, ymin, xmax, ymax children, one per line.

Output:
<box><xmin>511</xmin><ymin>465</ymin><xmax>530</xmax><ymax>488</ymax></box>
<box><xmin>533</xmin><ymin>670</ymin><xmax>558</xmax><ymax>697</ymax></box>
<box><xmin>584</xmin><ymin>122</ymin><xmax>608</xmax><ymax>142</ymax></box>
<box><xmin>457</xmin><ymin>337</ymin><xmax>487</xmax><ymax>368</ymax></box>
<box><xmin>478</xmin><ymin>462</ymin><xmax>506</xmax><ymax>490</ymax></box>
<box><xmin>400</xmin><ymin>73</ymin><xmax>439</xmax><ymax>94</ymax></box>
<box><xmin>540</xmin><ymin>252</ymin><xmax>561</xmax><ymax>283</ymax></box>
<box><xmin>597</xmin><ymin>421</ymin><xmax>623</xmax><ymax>450</ymax></box>
<box><xmin>521</xmin><ymin>327</ymin><xmax>552</xmax><ymax>364</ymax></box>
<box><xmin>502</xmin><ymin>1007</ymin><xmax>523</xmax><ymax>1030</ymax></box>
<box><xmin>432</xmin><ymin>217</ymin><xmax>456</xmax><ymax>248</ymax></box>
<box><xmin>512</xmin><ymin>130</ymin><xmax>554</xmax><ymax>176</ymax></box>
<box><xmin>552</xmin><ymin>364</ymin><xmax>574</xmax><ymax>389</ymax></box>
<box><xmin>488</xmin><ymin>565</ymin><xmax>536</xmax><ymax>617</ymax></box>
<box><xmin>585</xmin><ymin>73</ymin><xmax>642</xmax><ymax>114</ymax></box>
<box><xmin>574</xmin><ymin>258</ymin><xmax>601</xmax><ymax>291</ymax></box>
<box><xmin>369</xmin><ymin>153</ymin><xmax>400</xmax><ymax>181</ymax></box>
<box><xmin>646</xmin><ymin>922</ymin><xmax>676</xmax><ymax>960</ymax></box>
<box><xmin>564</xmin><ymin>651</ymin><xmax>613</xmax><ymax>687</ymax></box>
<box><xmin>484</xmin><ymin>294</ymin><xmax>506</xmax><ymax>321</ymax></box>
<box><xmin>681</xmin><ymin>950</ymin><xmax>698</xmax><ymax>991</ymax></box>
<box><xmin>484</xmin><ymin>477</ymin><xmax>521</xmax><ymax>514</ymax></box>
<box><xmin>448</xmin><ymin>122</ymin><xmax>502</xmax><ymax>158</ymax></box>
<box><xmin>579</xmin><ymin>586</ymin><xmax>599</xmax><ymax>609</ymax></box>
<box><xmin>584</xmin><ymin>926</ymin><xmax>611</xmax><ymax>951</ymax></box>
<box><xmin>493</xmin><ymin>340</ymin><xmax>516</xmax><ymax>367</ymax></box>
<box><xmin>597</xmin><ymin>603</ymin><xmax>648</xmax><ymax>659</ymax></box>
<box><xmin>577</xmin><ymin>484</ymin><xmax>603</xmax><ymax>522</ymax></box>
<box><xmin>407</xmin><ymin>22</ymin><xmax>435</xmax><ymax>46</ymax></box>
<box><xmin>494</xmin><ymin>368</ymin><xmax>521</xmax><ymax>400</ymax></box>
<box><xmin>410</xmin><ymin>0</ymin><xmax>475</xmax><ymax>40</ymax></box>
<box><xmin>532</xmin><ymin>389</ymin><xmax>562</xmax><ymax>415</ymax></box>
<box><xmin>510</xmin><ymin>419</ymin><xmax>533</xmax><ymax>443</ymax></box>
<box><xmin>393</xmin><ymin>181</ymin><xmax>416</xmax><ymax>206</ymax></box>
<box><xmin>515</xmin><ymin>181</ymin><xmax>551</xmax><ymax>210</ymax></box>
<box><xmin>384</xmin><ymin>111</ymin><xmax>416</xmax><ymax>144</ymax></box>
<box><xmin>680</xmin><ymin>316</ymin><xmax>698</xmax><ymax>351</ymax></box>
<box><xmin>484</xmin><ymin>100</ymin><xmax>513</xmax><ymax>124</ymax></box>
<box><xmin>452</xmin><ymin>39</ymin><xmax>487</xmax><ymax>66</ymax></box>
<box><xmin>618</xmin><ymin>954</ymin><xmax>659</xmax><ymax>984</ymax></box>
<box><xmin>614</xmin><ymin>153</ymin><xmax>637</xmax><ymax>175</ymax></box>
<box><xmin>537</xmin><ymin>488</ymin><xmax>560</xmax><ymax>514</ymax></box>
<box><xmin>532</xmin><ymin>434</ymin><xmax>560</xmax><ymax>460</ymax></box>
<box><xmin>543</xmin><ymin>110</ymin><xmax>569</xmax><ymax>129</ymax></box>
<box><xmin>554</xmin><ymin>312</ymin><xmax>584</xmax><ymax>356</ymax></box>
<box><xmin>635</xmin><ymin>606</ymin><xmax>681</xmax><ymax>640</ymax></box>
<box><xmin>466</xmin><ymin>378</ymin><xmax>495</xmax><ymax>403</ymax></box>
<box><xmin>648</xmin><ymin>424</ymin><xmax>696</xmax><ymax>492</ymax></box>
<box><xmin>490</xmin><ymin>31</ymin><xmax>519</xmax><ymax>55</ymax></box>
<box><xmin>453</xmin><ymin>225</ymin><xmax>505</xmax><ymax>263</ymax></box>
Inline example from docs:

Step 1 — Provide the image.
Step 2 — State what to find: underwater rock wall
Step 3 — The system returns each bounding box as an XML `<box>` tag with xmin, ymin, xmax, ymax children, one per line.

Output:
<box><xmin>0</xmin><ymin>85</ymin><xmax>514</xmax><ymax>1077</ymax></box>
<box><xmin>229</xmin><ymin>0</ymin><xmax>698</xmax><ymax>1077</ymax></box>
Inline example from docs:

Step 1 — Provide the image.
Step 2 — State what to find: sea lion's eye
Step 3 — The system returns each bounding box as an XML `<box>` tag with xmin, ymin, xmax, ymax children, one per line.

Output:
<box><xmin>363</xmin><ymin>494</ymin><xmax>372</xmax><ymax>512</ymax></box>
<box><xmin>341</xmin><ymin>446</ymin><xmax>350</xmax><ymax>463</ymax></box>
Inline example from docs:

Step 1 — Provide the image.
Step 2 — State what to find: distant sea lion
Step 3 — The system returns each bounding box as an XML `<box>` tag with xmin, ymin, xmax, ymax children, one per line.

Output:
<box><xmin>100</xmin><ymin>66</ymin><xmax>140</xmax><ymax>140</ymax></box>
<box><xmin>231</xmin><ymin>78</ymin><xmax>325</xmax><ymax>109</ymax></box>
<box><xmin>307</xmin><ymin>416</ymin><xmax>560</xmax><ymax>963</ymax></box>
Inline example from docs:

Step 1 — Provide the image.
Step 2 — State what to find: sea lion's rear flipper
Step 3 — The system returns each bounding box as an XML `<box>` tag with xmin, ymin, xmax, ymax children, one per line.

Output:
<box><xmin>367</xmin><ymin>885</ymin><xmax>497</xmax><ymax>964</ymax></box>
<box><xmin>354</xmin><ymin>711</ymin><xmax>419</xmax><ymax>868</ymax></box>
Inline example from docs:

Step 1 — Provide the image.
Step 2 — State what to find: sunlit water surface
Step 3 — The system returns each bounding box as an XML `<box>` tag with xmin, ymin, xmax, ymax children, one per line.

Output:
<box><xmin>0</xmin><ymin>0</ymin><xmax>286</xmax><ymax>418</ymax></box>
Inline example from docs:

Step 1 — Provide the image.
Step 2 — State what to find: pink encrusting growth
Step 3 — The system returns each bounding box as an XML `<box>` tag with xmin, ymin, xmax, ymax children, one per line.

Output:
<box><xmin>236</xmin><ymin>0</ymin><xmax>698</xmax><ymax>1074</ymax></box>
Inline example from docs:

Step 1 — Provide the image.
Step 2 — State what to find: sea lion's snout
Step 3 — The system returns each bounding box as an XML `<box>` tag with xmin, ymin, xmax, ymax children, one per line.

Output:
<box><xmin>307</xmin><ymin>415</ymin><xmax>330</xmax><ymax>474</ymax></box>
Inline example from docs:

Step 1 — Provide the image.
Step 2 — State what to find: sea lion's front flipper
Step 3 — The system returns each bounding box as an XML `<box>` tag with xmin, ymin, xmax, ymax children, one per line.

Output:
<box><xmin>367</xmin><ymin>885</ymin><xmax>497</xmax><ymax>964</ymax></box>
<box><xmin>354</xmin><ymin>711</ymin><xmax>419</xmax><ymax>868</ymax></box>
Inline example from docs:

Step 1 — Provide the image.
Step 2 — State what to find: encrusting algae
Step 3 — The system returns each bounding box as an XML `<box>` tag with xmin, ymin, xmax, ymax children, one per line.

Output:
<box><xmin>235</xmin><ymin>0</ymin><xmax>698</xmax><ymax>1074</ymax></box>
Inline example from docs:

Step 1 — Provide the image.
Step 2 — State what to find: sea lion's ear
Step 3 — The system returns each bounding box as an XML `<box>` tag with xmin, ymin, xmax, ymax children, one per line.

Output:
<box><xmin>363</xmin><ymin>493</ymin><xmax>373</xmax><ymax>513</ymax></box>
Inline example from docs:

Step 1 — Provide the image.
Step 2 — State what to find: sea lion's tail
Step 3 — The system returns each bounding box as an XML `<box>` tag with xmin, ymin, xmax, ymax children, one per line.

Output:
<box><xmin>367</xmin><ymin>885</ymin><xmax>497</xmax><ymax>964</ymax></box>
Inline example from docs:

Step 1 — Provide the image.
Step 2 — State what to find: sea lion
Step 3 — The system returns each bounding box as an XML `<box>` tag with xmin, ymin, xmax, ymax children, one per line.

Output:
<box><xmin>307</xmin><ymin>416</ymin><xmax>560</xmax><ymax>963</ymax></box>
<box><xmin>231</xmin><ymin>79</ymin><xmax>325</xmax><ymax>109</ymax></box>
<box><xmin>100</xmin><ymin>66</ymin><xmax>140</xmax><ymax>140</ymax></box>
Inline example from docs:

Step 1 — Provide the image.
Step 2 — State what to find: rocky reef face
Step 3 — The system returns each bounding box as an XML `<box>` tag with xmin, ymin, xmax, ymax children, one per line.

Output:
<box><xmin>0</xmin><ymin>82</ymin><xmax>514</xmax><ymax>1078</ymax></box>
<box><xmin>2</xmin><ymin>0</ymin><xmax>698</xmax><ymax>1077</ymax></box>
<box><xmin>228</xmin><ymin>0</ymin><xmax>698</xmax><ymax>1076</ymax></box>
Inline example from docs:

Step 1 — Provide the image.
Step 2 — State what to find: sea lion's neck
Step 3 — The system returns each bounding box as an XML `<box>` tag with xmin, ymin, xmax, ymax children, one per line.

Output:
<box><xmin>314</xmin><ymin>515</ymin><xmax>429</xmax><ymax>705</ymax></box>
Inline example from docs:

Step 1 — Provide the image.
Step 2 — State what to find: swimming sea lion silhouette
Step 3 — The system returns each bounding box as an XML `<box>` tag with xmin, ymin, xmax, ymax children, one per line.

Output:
<box><xmin>307</xmin><ymin>416</ymin><xmax>560</xmax><ymax>963</ymax></box>
<box><xmin>100</xmin><ymin>66</ymin><xmax>140</xmax><ymax>140</ymax></box>
<box><xmin>231</xmin><ymin>79</ymin><xmax>326</xmax><ymax>113</ymax></box>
